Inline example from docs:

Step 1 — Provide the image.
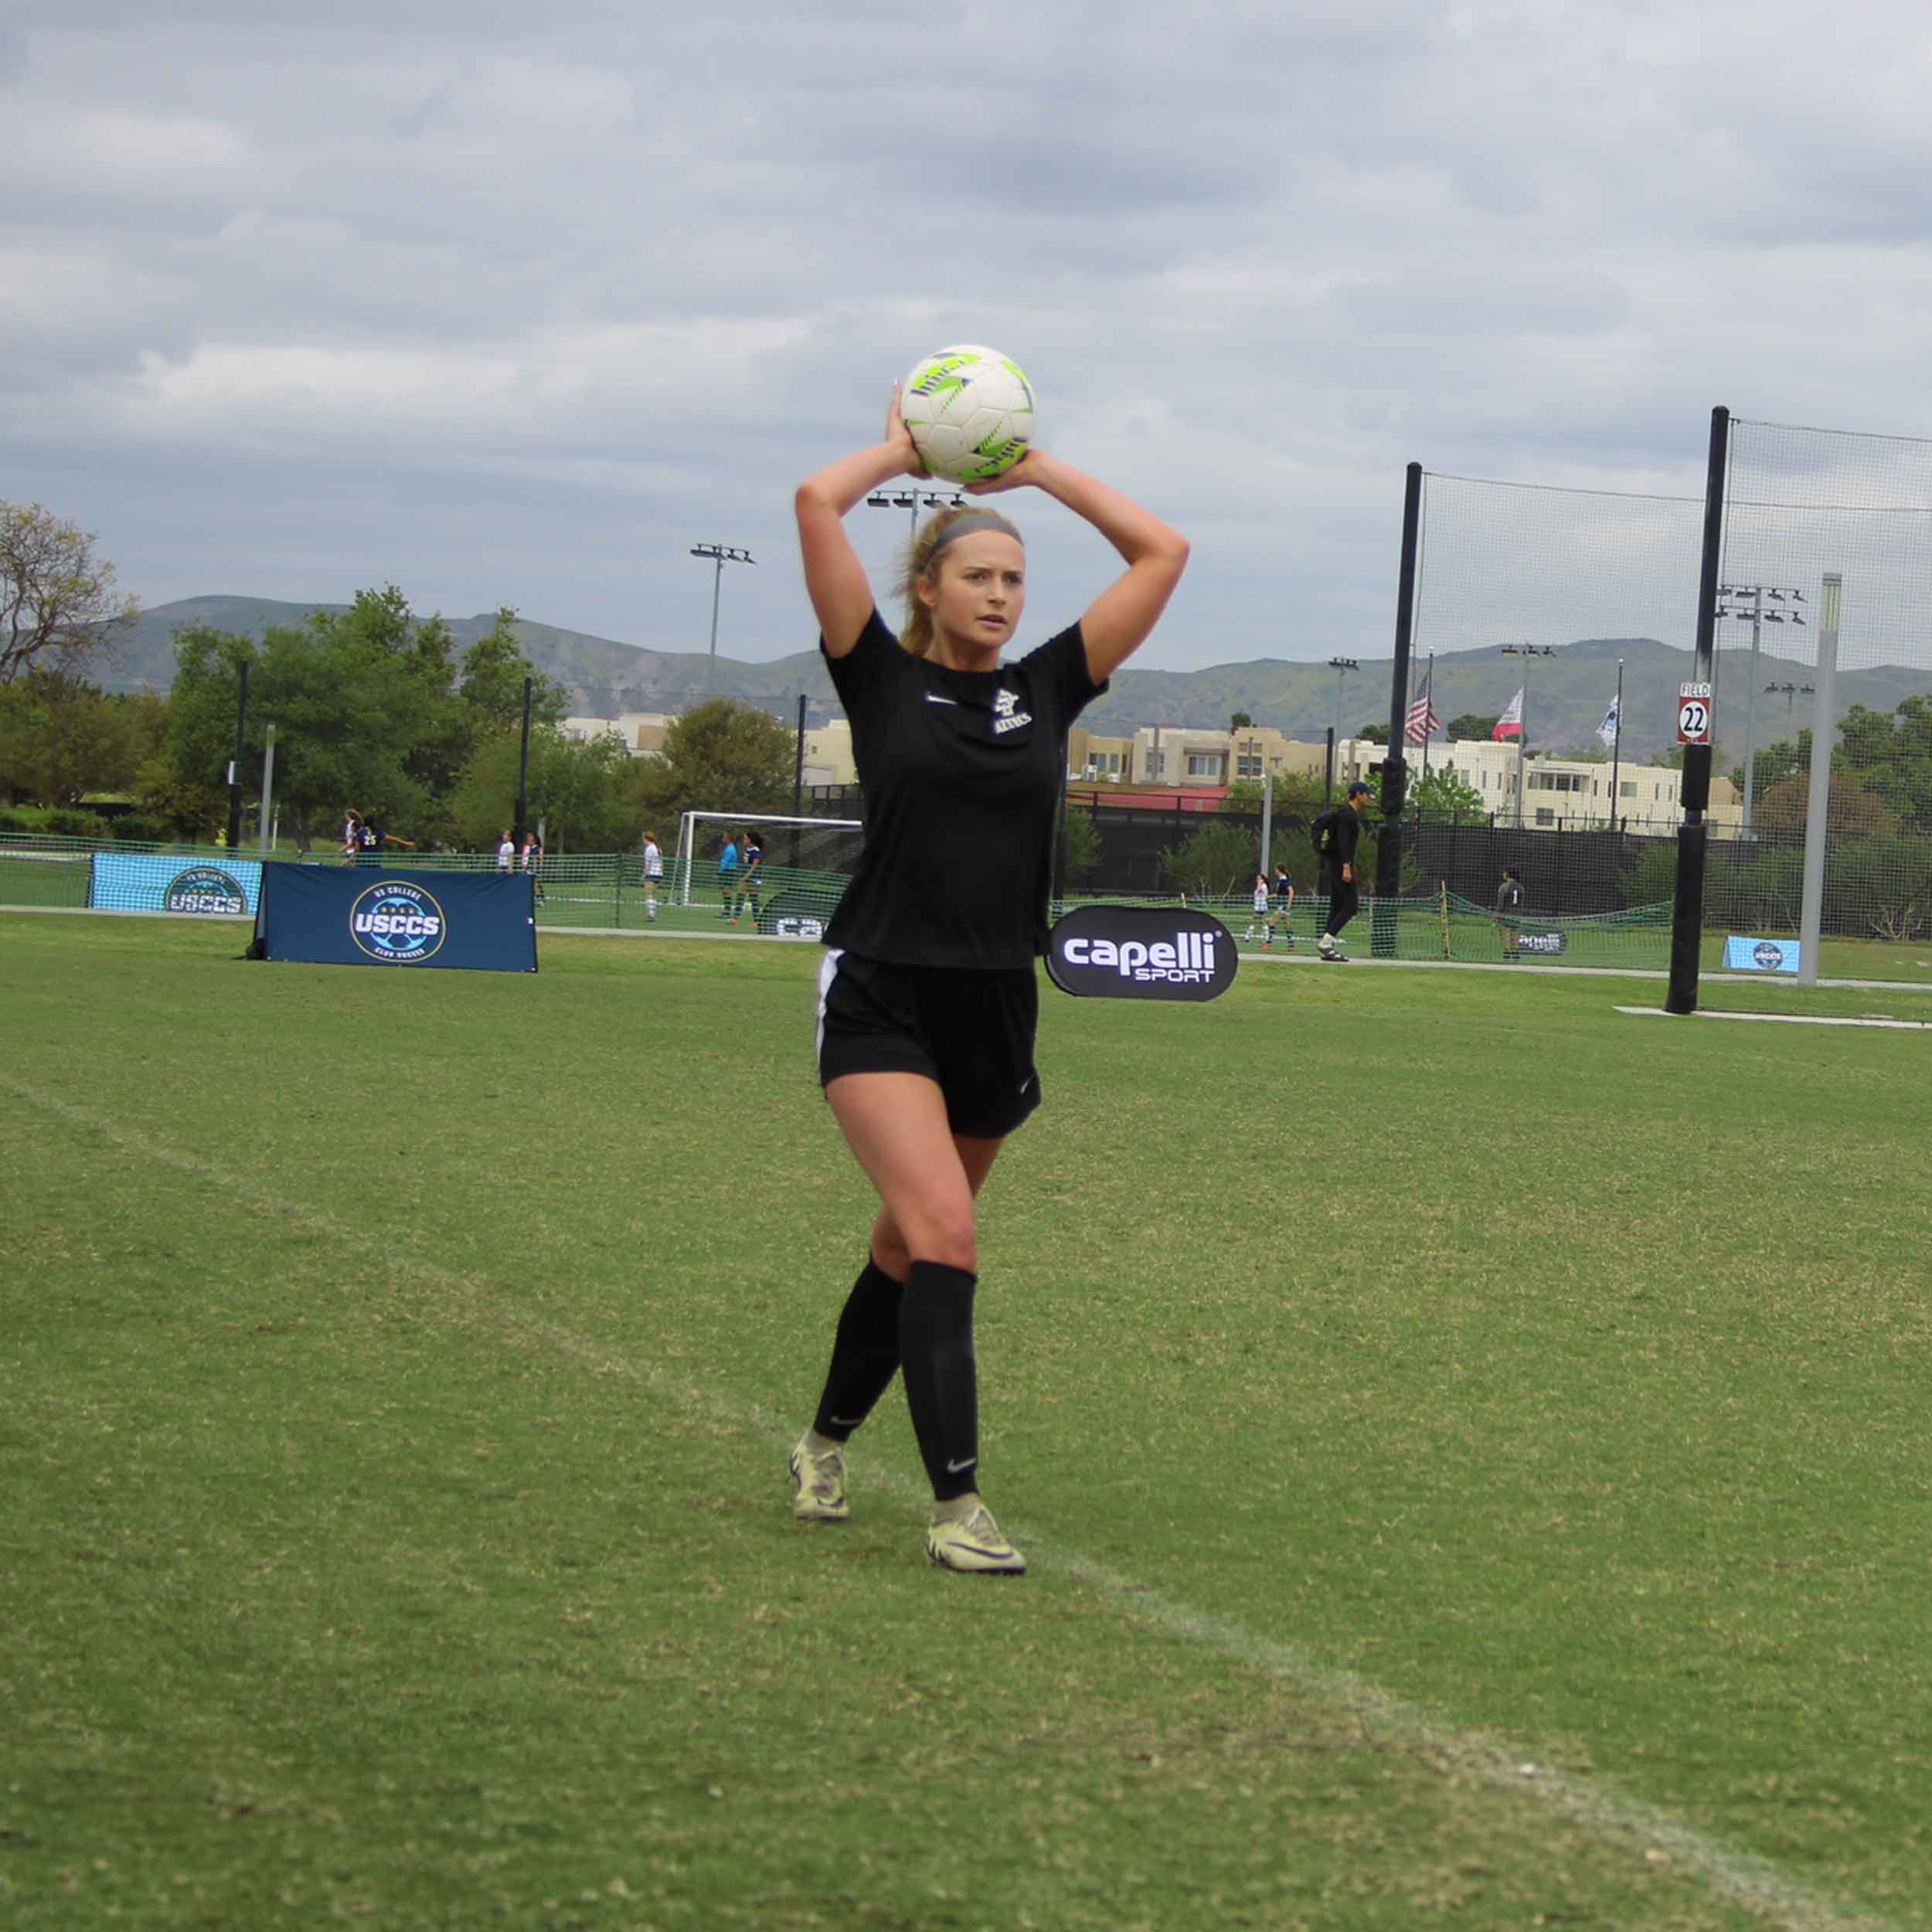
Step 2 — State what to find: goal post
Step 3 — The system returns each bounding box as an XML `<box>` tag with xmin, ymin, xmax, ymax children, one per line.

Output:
<box><xmin>674</xmin><ymin>811</ymin><xmax>865</xmax><ymax>924</ymax></box>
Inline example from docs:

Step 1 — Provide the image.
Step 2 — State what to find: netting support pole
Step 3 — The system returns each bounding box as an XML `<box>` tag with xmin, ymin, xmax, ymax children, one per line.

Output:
<box><xmin>1796</xmin><ymin>573</ymin><xmax>1842</xmax><ymax>987</ymax></box>
<box><xmin>1371</xmin><ymin>461</ymin><xmax>1421</xmax><ymax>957</ymax></box>
<box><xmin>1665</xmin><ymin>406</ymin><xmax>1730</xmax><ymax>1015</ymax></box>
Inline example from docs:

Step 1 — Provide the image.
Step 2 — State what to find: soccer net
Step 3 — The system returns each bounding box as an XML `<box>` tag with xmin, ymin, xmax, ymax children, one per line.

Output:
<box><xmin>674</xmin><ymin>812</ymin><xmax>865</xmax><ymax>934</ymax></box>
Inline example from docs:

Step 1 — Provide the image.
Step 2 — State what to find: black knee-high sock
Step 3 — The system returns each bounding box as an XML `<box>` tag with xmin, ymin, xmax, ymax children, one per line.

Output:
<box><xmin>811</xmin><ymin>1260</ymin><xmax>905</xmax><ymax>1442</ymax></box>
<box><xmin>899</xmin><ymin>1260</ymin><xmax>979</xmax><ymax>1502</ymax></box>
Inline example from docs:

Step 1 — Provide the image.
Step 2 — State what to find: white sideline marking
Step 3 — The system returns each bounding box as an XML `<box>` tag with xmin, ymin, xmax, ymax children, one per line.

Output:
<box><xmin>0</xmin><ymin>1068</ymin><xmax>1897</xmax><ymax>1932</ymax></box>
<box><xmin>1617</xmin><ymin>1004</ymin><xmax>1932</xmax><ymax>1032</ymax></box>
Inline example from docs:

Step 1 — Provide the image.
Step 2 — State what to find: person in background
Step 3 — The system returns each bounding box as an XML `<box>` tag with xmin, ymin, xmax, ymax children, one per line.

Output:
<box><xmin>342</xmin><ymin>809</ymin><xmax>363</xmax><ymax>863</ymax></box>
<box><xmin>716</xmin><ymin>831</ymin><xmax>740</xmax><ymax>921</ymax></box>
<box><xmin>358</xmin><ymin>818</ymin><xmax>414</xmax><ymax>867</ymax></box>
<box><xmin>1270</xmin><ymin>863</ymin><xmax>1296</xmax><ymax>950</ymax></box>
<box><xmin>521</xmin><ymin>828</ymin><xmax>545</xmax><ymax>904</ymax></box>
<box><xmin>641</xmin><ymin>829</ymin><xmax>664</xmax><ymax>922</ymax></box>
<box><xmin>736</xmin><ymin>830</ymin><xmax>765</xmax><ymax>927</ymax></box>
<box><xmin>1243</xmin><ymin>871</ymin><xmax>1271</xmax><ymax>947</ymax></box>
<box><xmin>496</xmin><ymin>830</ymin><xmax>515</xmax><ymax>872</ymax></box>
<box><xmin>1311</xmin><ymin>781</ymin><xmax>1370</xmax><ymax>961</ymax></box>
<box><xmin>1495</xmin><ymin>865</ymin><xmax>1526</xmax><ymax>961</ymax></box>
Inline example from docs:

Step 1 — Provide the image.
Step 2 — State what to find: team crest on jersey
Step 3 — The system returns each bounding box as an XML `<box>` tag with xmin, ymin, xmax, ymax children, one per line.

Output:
<box><xmin>992</xmin><ymin>686</ymin><xmax>1032</xmax><ymax>735</ymax></box>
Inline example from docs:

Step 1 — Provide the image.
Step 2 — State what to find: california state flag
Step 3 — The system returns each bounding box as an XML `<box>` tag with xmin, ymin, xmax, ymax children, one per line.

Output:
<box><xmin>1492</xmin><ymin>688</ymin><xmax>1524</xmax><ymax>740</ymax></box>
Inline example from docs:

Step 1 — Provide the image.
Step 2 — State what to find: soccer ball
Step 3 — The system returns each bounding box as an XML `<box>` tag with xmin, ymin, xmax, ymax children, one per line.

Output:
<box><xmin>901</xmin><ymin>345</ymin><xmax>1036</xmax><ymax>484</ymax></box>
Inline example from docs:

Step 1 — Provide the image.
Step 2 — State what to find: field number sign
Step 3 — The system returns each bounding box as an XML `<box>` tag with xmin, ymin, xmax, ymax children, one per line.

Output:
<box><xmin>1677</xmin><ymin>682</ymin><xmax>1713</xmax><ymax>745</ymax></box>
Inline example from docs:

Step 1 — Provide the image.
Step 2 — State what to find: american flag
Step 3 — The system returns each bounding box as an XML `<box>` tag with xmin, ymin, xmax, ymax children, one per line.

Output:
<box><xmin>1403</xmin><ymin>669</ymin><xmax>1441</xmax><ymax>745</ymax></box>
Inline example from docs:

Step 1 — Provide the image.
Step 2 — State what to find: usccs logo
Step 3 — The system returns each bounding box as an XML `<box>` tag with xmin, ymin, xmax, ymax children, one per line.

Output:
<box><xmin>1046</xmin><ymin>904</ymin><xmax>1236</xmax><ymax>1002</ymax></box>
<box><xmin>349</xmin><ymin>879</ymin><xmax>447</xmax><ymax>964</ymax></box>
<box><xmin>164</xmin><ymin>865</ymin><xmax>247</xmax><ymax>916</ymax></box>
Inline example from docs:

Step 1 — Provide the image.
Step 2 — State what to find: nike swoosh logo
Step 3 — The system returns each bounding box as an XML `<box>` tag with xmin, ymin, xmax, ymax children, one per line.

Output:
<box><xmin>924</xmin><ymin>693</ymin><xmax>960</xmax><ymax>706</ymax></box>
<box><xmin>945</xmin><ymin>1457</ymin><xmax>977</xmax><ymax>1474</ymax></box>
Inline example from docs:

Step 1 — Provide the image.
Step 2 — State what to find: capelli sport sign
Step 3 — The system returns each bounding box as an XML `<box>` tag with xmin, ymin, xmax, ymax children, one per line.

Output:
<box><xmin>349</xmin><ymin>879</ymin><xmax>447</xmax><ymax>964</ymax></box>
<box><xmin>164</xmin><ymin>865</ymin><xmax>247</xmax><ymax>916</ymax></box>
<box><xmin>1046</xmin><ymin>905</ymin><xmax>1237</xmax><ymax>1002</ymax></box>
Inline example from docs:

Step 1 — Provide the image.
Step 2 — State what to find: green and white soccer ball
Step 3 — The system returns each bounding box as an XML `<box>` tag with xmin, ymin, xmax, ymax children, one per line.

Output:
<box><xmin>901</xmin><ymin>345</ymin><xmax>1036</xmax><ymax>484</ymax></box>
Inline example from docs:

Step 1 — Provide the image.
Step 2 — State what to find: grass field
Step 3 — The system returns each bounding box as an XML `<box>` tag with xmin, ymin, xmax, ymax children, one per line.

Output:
<box><xmin>6</xmin><ymin>914</ymin><xmax>1932</xmax><ymax>1930</ymax></box>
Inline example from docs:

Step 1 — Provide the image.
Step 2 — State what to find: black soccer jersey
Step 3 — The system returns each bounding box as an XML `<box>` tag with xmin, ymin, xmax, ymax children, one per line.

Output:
<box><xmin>822</xmin><ymin>608</ymin><xmax>1107</xmax><ymax>969</ymax></box>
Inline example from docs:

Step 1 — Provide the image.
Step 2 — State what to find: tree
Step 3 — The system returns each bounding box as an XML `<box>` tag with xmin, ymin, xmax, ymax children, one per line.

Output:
<box><xmin>0</xmin><ymin>502</ymin><xmax>140</xmax><ymax>685</ymax></box>
<box><xmin>625</xmin><ymin>698</ymin><xmax>798</xmax><ymax>827</ymax></box>
<box><xmin>1407</xmin><ymin>765</ymin><xmax>1486</xmax><ymax>824</ymax></box>
<box><xmin>1222</xmin><ymin>769</ymin><xmax>1325</xmax><ymax>812</ymax></box>
<box><xmin>1757</xmin><ymin>767</ymin><xmax>1896</xmax><ymax>837</ymax></box>
<box><xmin>1356</xmin><ymin>720</ymin><xmax>1389</xmax><ymax>744</ymax></box>
<box><xmin>446</xmin><ymin>725</ymin><xmax>635</xmax><ymax>852</ymax></box>
<box><xmin>0</xmin><ymin>672</ymin><xmax>161</xmax><ymax>804</ymax></box>
<box><xmin>1229</xmin><ymin>710</ymin><xmax>1252</xmax><ymax>730</ymax></box>
<box><xmin>1160</xmin><ymin>819</ymin><xmax>1255</xmax><ymax>900</ymax></box>
<box><xmin>1060</xmin><ymin>803</ymin><xmax>1100</xmax><ymax>890</ymax></box>
<box><xmin>162</xmin><ymin>595</ymin><xmax>444</xmax><ymax>843</ymax></box>
<box><xmin>1445</xmin><ymin>712</ymin><xmax>1499</xmax><ymax>741</ymax></box>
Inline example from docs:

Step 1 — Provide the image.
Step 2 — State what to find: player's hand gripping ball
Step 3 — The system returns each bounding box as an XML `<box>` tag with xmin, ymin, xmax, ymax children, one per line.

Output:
<box><xmin>900</xmin><ymin>345</ymin><xmax>1036</xmax><ymax>484</ymax></box>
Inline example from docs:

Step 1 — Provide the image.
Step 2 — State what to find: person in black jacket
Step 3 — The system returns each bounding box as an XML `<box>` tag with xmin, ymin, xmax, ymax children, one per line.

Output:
<box><xmin>1312</xmin><ymin>781</ymin><xmax>1370</xmax><ymax>961</ymax></box>
<box><xmin>785</xmin><ymin>384</ymin><xmax>1189</xmax><ymax>1575</ymax></box>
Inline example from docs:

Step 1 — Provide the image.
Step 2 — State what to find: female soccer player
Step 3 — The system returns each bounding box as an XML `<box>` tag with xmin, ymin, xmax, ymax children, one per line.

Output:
<box><xmin>787</xmin><ymin>388</ymin><xmax>1188</xmax><ymax>1573</ymax></box>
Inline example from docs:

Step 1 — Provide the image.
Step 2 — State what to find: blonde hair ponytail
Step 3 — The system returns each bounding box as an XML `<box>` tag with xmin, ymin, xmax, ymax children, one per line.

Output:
<box><xmin>893</xmin><ymin>505</ymin><xmax>1023</xmax><ymax>658</ymax></box>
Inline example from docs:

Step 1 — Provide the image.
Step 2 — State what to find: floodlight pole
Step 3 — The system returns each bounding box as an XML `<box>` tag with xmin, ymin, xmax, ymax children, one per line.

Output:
<box><xmin>690</xmin><ymin>543</ymin><xmax>756</xmax><ymax>696</ymax></box>
<box><xmin>513</xmin><ymin>675</ymin><xmax>532</xmax><ymax>849</ymax></box>
<box><xmin>224</xmin><ymin>659</ymin><xmax>250</xmax><ymax>852</ymax></box>
<box><xmin>1501</xmin><ymin>644</ymin><xmax>1553</xmax><ymax>828</ymax></box>
<box><xmin>1716</xmin><ymin>581</ymin><xmax>1805</xmax><ymax>834</ymax></box>
<box><xmin>1326</xmin><ymin>657</ymin><xmax>1359</xmax><ymax>784</ymax></box>
<box><xmin>1797</xmin><ymin>575</ymin><xmax>1842</xmax><ymax>988</ymax></box>
<box><xmin>257</xmin><ymin>725</ymin><xmax>277</xmax><ymax>855</ymax></box>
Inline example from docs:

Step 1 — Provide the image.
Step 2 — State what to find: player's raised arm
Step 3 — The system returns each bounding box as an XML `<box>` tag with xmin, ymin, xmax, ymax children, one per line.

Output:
<box><xmin>966</xmin><ymin>451</ymin><xmax>1188</xmax><ymax>684</ymax></box>
<box><xmin>794</xmin><ymin>389</ymin><xmax>923</xmax><ymax>658</ymax></box>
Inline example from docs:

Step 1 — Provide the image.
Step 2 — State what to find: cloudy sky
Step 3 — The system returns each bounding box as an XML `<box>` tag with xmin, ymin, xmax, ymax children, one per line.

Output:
<box><xmin>8</xmin><ymin>0</ymin><xmax>1932</xmax><ymax>681</ymax></box>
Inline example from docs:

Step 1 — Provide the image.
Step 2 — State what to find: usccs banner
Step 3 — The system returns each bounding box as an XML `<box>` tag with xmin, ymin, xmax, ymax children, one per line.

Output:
<box><xmin>1046</xmin><ymin>904</ymin><xmax>1236</xmax><ymax>1002</ymax></box>
<box><xmin>250</xmin><ymin>862</ymin><xmax>537</xmax><ymax>972</ymax></box>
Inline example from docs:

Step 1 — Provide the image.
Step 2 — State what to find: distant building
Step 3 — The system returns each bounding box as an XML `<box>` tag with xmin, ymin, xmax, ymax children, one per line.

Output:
<box><xmin>1345</xmin><ymin>737</ymin><xmax>1740</xmax><ymax>829</ymax></box>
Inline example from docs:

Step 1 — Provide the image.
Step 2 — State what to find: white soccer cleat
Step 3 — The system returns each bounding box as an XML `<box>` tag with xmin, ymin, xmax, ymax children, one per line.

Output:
<box><xmin>788</xmin><ymin>1436</ymin><xmax>849</xmax><ymax>1522</ymax></box>
<box><xmin>926</xmin><ymin>1502</ymin><xmax>1026</xmax><ymax>1575</ymax></box>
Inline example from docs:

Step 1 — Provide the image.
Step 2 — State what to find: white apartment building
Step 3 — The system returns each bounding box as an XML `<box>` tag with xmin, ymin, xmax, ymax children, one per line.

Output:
<box><xmin>1333</xmin><ymin>737</ymin><xmax>1740</xmax><ymax>828</ymax></box>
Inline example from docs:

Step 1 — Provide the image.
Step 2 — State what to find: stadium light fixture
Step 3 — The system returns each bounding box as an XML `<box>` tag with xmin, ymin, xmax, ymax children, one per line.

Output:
<box><xmin>690</xmin><ymin>543</ymin><xmax>757</xmax><ymax>696</ymax></box>
<box><xmin>1714</xmin><ymin>583</ymin><xmax>1804</xmax><ymax>833</ymax></box>
<box><xmin>867</xmin><ymin>488</ymin><xmax>968</xmax><ymax>538</ymax></box>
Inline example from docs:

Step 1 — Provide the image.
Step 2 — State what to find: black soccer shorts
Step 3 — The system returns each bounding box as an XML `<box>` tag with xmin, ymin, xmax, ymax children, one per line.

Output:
<box><xmin>815</xmin><ymin>949</ymin><xmax>1041</xmax><ymax>1140</ymax></box>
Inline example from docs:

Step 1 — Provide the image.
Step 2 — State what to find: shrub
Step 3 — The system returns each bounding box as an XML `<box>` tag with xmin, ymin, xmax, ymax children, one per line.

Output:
<box><xmin>108</xmin><ymin>813</ymin><xmax>174</xmax><ymax>845</ymax></box>
<box><xmin>43</xmin><ymin>809</ymin><xmax>111</xmax><ymax>840</ymax></box>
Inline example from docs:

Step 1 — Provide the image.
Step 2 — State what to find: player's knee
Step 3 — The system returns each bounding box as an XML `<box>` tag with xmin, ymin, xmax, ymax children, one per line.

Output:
<box><xmin>869</xmin><ymin>1213</ymin><xmax>913</xmax><ymax>1280</ymax></box>
<box><xmin>904</xmin><ymin>1201</ymin><xmax>976</xmax><ymax>1274</ymax></box>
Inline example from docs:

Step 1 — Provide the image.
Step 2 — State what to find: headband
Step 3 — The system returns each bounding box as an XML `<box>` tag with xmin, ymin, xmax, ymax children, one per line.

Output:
<box><xmin>924</xmin><ymin>510</ymin><xmax>1022</xmax><ymax>562</ymax></box>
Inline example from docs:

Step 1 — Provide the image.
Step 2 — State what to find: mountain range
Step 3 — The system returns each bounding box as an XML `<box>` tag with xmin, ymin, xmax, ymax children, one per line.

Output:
<box><xmin>112</xmin><ymin>597</ymin><xmax>1932</xmax><ymax>766</ymax></box>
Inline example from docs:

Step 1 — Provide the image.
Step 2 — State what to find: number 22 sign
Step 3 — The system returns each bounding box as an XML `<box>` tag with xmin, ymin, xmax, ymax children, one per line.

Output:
<box><xmin>1677</xmin><ymin>682</ymin><xmax>1713</xmax><ymax>745</ymax></box>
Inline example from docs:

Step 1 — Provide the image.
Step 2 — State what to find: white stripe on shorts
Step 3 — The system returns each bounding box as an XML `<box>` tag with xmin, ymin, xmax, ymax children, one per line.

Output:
<box><xmin>815</xmin><ymin>947</ymin><xmax>845</xmax><ymax>1066</ymax></box>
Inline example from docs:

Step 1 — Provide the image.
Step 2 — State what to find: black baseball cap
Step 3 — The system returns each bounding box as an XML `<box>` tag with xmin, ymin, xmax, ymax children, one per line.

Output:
<box><xmin>1347</xmin><ymin>780</ymin><xmax>1371</xmax><ymax>797</ymax></box>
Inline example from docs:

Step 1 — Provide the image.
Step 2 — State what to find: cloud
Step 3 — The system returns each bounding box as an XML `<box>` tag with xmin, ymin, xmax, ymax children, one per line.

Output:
<box><xmin>5</xmin><ymin>0</ymin><xmax>1932</xmax><ymax>675</ymax></box>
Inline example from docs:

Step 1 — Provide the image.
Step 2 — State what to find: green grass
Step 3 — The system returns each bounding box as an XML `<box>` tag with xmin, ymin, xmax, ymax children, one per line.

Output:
<box><xmin>5</xmin><ymin>916</ymin><xmax>1932</xmax><ymax>1929</ymax></box>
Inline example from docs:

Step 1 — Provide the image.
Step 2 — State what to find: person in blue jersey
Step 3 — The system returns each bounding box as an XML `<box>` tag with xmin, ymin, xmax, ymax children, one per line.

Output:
<box><xmin>1270</xmin><ymin>862</ymin><xmax>1297</xmax><ymax>949</ymax></box>
<box><xmin>716</xmin><ymin>832</ymin><xmax>740</xmax><ymax>921</ymax></box>
<box><xmin>786</xmin><ymin>386</ymin><xmax>1188</xmax><ymax>1574</ymax></box>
